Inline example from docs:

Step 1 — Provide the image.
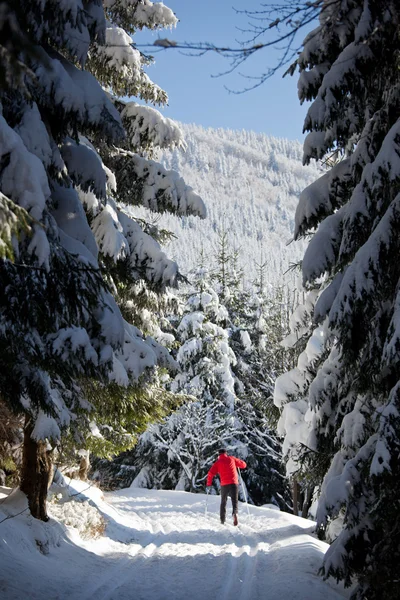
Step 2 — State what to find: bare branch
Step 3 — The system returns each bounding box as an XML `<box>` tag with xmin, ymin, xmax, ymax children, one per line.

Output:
<box><xmin>133</xmin><ymin>1</ymin><xmax>337</xmax><ymax>92</ymax></box>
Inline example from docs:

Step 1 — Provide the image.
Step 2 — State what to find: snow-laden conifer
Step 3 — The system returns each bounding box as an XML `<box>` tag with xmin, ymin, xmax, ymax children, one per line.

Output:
<box><xmin>101</xmin><ymin>260</ymin><xmax>291</xmax><ymax>508</ymax></box>
<box><xmin>275</xmin><ymin>2</ymin><xmax>400</xmax><ymax>597</ymax></box>
<box><xmin>0</xmin><ymin>0</ymin><xmax>204</xmax><ymax>519</ymax></box>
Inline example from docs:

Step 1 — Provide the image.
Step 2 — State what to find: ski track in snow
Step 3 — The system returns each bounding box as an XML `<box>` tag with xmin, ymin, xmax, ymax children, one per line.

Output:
<box><xmin>0</xmin><ymin>485</ymin><xmax>351</xmax><ymax>600</ymax></box>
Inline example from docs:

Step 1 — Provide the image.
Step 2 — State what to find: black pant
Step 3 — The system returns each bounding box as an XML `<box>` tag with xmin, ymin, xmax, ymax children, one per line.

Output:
<box><xmin>220</xmin><ymin>484</ymin><xmax>239</xmax><ymax>523</ymax></box>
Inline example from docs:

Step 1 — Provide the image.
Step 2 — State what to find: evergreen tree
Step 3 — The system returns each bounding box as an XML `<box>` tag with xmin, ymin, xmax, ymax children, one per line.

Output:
<box><xmin>0</xmin><ymin>0</ymin><xmax>204</xmax><ymax>520</ymax></box>
<box><xmin>171</xmin><ymin>268</ymin><xmax>236</xmax><ymax>412</ymax></box>
<box><xmin>105</xmin><ymin>259</ymin><xmax>291</xmax><ymax>509</ymax></box>
<box><xmin>275</xmin><ymin>2</ymin><xmax>400</xmax><ymax>598</ymax></box>
<box><xmin>93</xmin><ymin>267</ymin><xmax>239</xmax><ymax>491</ymax></box>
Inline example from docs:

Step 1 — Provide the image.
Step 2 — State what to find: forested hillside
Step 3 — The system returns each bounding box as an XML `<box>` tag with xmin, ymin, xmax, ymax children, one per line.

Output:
<box><xmin>149</xmin><ymin>124</ymin><xmax>321</xmax><ymax>287</ymax></box>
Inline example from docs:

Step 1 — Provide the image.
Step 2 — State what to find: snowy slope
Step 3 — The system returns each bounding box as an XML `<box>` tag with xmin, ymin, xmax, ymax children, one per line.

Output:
<box><xmin>0</xmin><ymin>482</ymin><xmax>350</xmax><ymax>600</ymax></box>
<box><xmin>143</xmin><ymin>124</ymin><xmax>321</xmax><ymax>287</ymax></box>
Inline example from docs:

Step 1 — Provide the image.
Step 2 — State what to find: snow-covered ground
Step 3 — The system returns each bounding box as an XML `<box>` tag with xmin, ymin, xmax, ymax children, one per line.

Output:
<box><xmin>0</xmin><ymin>482</ymin><xmax>350</xmax><ymax>600</ymax></box>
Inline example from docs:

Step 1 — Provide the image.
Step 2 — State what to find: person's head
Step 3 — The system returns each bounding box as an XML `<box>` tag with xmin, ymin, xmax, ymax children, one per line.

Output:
<box><xmin>218</xmin><ymin>448</ymin><xmax>227</xmax><ymax>455</ymax></box>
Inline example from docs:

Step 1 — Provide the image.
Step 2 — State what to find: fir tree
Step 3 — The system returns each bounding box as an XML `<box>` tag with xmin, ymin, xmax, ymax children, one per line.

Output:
<box><xmin>92</xmin><ymin>268</ymin><xmax>238</xmax><ymax>491</ymax></box>
<box><xmin>275</xmin><ymin>2</ymin><xmax>400</xmax><ymax>597</ymax></box>
<box><xmin>0</xmin><ymin>0</ymin><xmax>204</xmax><ymax>520</ymax></box>
<box><xmin>105</xmin><ymin>259</ymin><xmax>291</xmax><ymax>509</ymax></box>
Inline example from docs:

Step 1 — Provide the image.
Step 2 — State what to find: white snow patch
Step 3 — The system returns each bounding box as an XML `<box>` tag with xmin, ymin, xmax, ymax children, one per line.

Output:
<box><xmin>0</xmin><ymin>483</ymin><xmax>351</xmax><ymax>600</ymax></box>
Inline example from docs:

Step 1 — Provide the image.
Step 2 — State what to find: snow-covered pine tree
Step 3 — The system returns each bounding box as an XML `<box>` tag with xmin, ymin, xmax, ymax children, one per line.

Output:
<box><xmin>275</xmin><ymin>1</ymin><xmax>400</xmax><ymax>597</ymax></box>
<box><xmin>168</xmin><ymin>265</ymin><xmax>290</xmax><ymax>507</ymax></box>
<box><xmin>219</xmin><ymin>251</ymin><xmax>292</xmax><ymax>509</ymax></box>
<box><xmin>171</xmin><ymin>267</ymin><xmax>235</xmax><ymax>408</ymax></box>
<box><xmin>92</xmin><ymin>266</ymin><xmax>239</xmax><ymax>490</ymax></box>
<box><xmin>0</xmin><ymin>0</ymin><xmax>204</xmax><ymax>520</ymax></box>
<box><xmin>106</xmin><ymin>256</ymin><xmax>291</xmax><ymax>508</ymax></box>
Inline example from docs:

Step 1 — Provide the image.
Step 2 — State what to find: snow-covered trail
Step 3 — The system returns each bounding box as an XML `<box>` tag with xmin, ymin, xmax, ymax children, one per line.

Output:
<box><xmin>0</xmin><ymin>484</ymin><xmax>350</xmax><ymax>600</ymax></box>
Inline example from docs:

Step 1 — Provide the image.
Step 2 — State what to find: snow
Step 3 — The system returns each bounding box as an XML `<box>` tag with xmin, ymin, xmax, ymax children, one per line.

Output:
<box><xmin>122</xmin><ymin>152</ymin><xmax>207</xmax><ymax>218</ymax></box>
<box><xmin>155</xmin><ymin>123</ymin><xmax>319</xmax><ymax>288</ymax></box>
<box><xmin>31</xmin><ymin>410</ymin><xmax>61</xmax><ymax>442</ymax></box>
<box><xmin>239</xmin><ymin>330</ymin><xmax>252</xmax><ymax>353</ymax></box>
<box><xmin>314</xmin><ymin>273</ymin><xmax>344</xmax><ymax>322</ymax></box>
<box><xmin>177</xmin><ymin>337</ymin><xmax>203</xmax><ymax>362</ymax></box>
<box><xmin>301</xmin><ymin>208</ymin><xmax>344</xmax><ymax>285</ymax></box>
<box><xmin>113</xmin><ymin>322</ymin><xmax>157</xmax><ymax>382</ymax></box>
<box><xmin>0</xmin><ymin>115</ymin><xmax>50</xmax><ymax>222</ymax></box>
<box><xmin>50</xmin><ymin>326</ymin><xmax>99</xmax><ymax>366</ymax></box>
<box><xmin>104</xmin><ymin>0</ymin><xmax>178</xmax><ymax>30</ymax></box>
<box><xmin>330</xmin><ymin>194</ymin><xmax>400</xmax><ymax>325</ymax></box>
<box><xmin>118</xmin><ymin>210</ymin><xmax>179</xmax><ymax>286</ymax></box>
<box><xmin>48</xmin><ymin>497</ymin><xmax>105</xmax><ymax>538</ymax></box>
<box><xmin>61</xmin><ymin>137</ymin><xmax>107</xmax><ymax>199</ymax></box>
<box><xmin>99</xmin><ymin>21</ymin><xmax>143</xmax><ymax>76</ymax></box>
<box><xmin>33</xmin><ymin>49</ymin><xmax>123</xmax><ymax>139</ymax></box>
<box><xmin>0</xmin><ymin>482</ymin><xmax>350</xmax><ymax>600</ymax></box>
<box><xmin>92</xmin><ymin>202</ymin><xmax>129</xmax><ymax>261</ymax></box>
<box><xmin>294</xmin><ymin>159</ymin><xmax>350</xmax><ymax>239</ymax></box>
<box><xmin>52</xmin><ymin>183</ymin><xmax>99</xmax><ymax>262</ymax></box>
<box><xmin>0</xmin><ymin>193</ymin><xmax>21</xmax><ymax>259</ymax></box>
<box><xmin>14</xmin><ymin>103</ymin><xmax>53</xmax><ymax>167</ymax></box>
<box><xmin>122</xmin><ymin>102</ymin><xmax>185</xmax><ymax>151</ymax></box>
<box><xmin>132</xmin><ymin>0</ymin><xmax>177</xmax><ymax>29</ymax></box>
<box><xmin>89</xmin><ymin>18</ymin><xmax>167</xmax><ymax>104</ymax></box>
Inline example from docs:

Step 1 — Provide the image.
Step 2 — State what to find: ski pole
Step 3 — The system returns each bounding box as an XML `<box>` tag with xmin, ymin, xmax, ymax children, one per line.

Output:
<box><xmin>205</xmin><ymin>487</ymin><xmax>209</xmax><ymax>517</ymax></box>
<box><xmin>238</xmin><ymin>469</ymin><xmax>250</xmax><ymax>517</ymax></box>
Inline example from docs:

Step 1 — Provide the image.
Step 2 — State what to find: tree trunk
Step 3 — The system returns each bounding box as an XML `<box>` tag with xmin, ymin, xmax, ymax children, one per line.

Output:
<box><xmin>79</xmin><ymin>452</ymin><xmax>90</xmax><ymax>481</ymax></box>
<box><xmin>20</xmin><ymin>416</ymin><xmax>52</xmax><ymax>521</ymax></box>
<box><xmin>301</xmin><ymin>486</ymin><xmax>314</xmax><ymax>519</ymax></box>
<box><xmin>292</xmin><ymin>477</ymin><xmax>299</xmax><ymax>516</ymax></box>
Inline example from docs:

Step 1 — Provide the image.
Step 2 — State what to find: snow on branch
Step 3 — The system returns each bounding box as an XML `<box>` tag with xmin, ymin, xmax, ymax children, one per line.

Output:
<box><xmin>110</xmin><ymin>151</ymin><xmax>206</xmax><ymax>218</ymax></box>
<box><xmin>31</xmin><ymin>410</ymin><xmax>61</xmax><ymax>442</ymax></box>
<box><xmin>301</xmin><ymin>207</ymin><xmax>344</xmax><ymax>286</ymax></box>
<box><xmin>294</xmin><ymin>159</ymin><xmax>351</xmax><ymax>239</ymax></box>
<box><xmin>314</xmin><ymin>272</ymin><xmax>344</xmax><ymax>323</ymax></box>
<box><xmin>88</xmin><ymin>21</ymin><xmax>167</xmax><ymax>104</ymax></box>
<box><xmin>51</xmin><ymin>184</ymin><xmax>99</xmax><ymax>265</ymax></box>
<box><xmin>61</xmin><ymin>138</ymin><xmax>107</xmax><ymax>200</ymax></box>
<box><xmin>14</xmin><ymin>102</ymin><xmax>54</xmax><ymax>168</ymax></box>
<box><xmin>145</xmin><ymin>335</ymin><xmax>178</xmax><ymax>371</ymax></box>
<box><xmin>112</xmin><ymin>321</ymin><xmax>158</xmax><ymax>383</ymax></box>
<box><xmin>49</xmin><ymin>326</ymin><xmax>99</xmax><ymax>369</ymax></box>
<box><xmin>335</xmin><ymin>119</ymin><xmax>400</xmax><ymax>267</ymax></box>
<box><xmin>382</xmin><ymin>291</ymin><xmax>400</xmax><ymax>372</ymax></box>
<box><xmin>104</xmin><ymin>0</ymin><xmax>178</xmax><ymax>33</ymax></box>
<box><xmin>20</xmin><ymin>0</ymin><xmax>106</xmax><ymax>66</ymax></box>
<box><xmin>122</xmin><ymin>102</ymin><xmax>185</xmax><ymax>152</ymax></box>
<box><xmin>0</xmin><ymin>115</ymin><xmax>50</xmax><ymax>222</ymax></box>
<box><xmin>303</xmin><ymin>42</ymin><xmax>373</xmax><ymax>148</ymax></box>
<box><xmin>0</xmin><ymin>115</ymin><xmax>53</xmax><ymax>266</ymax></box>
<box><xmin>370</xmin><ymin>382</ymin><xmax>400</xmax><ymax>477</ymax></box>
<box><xmin>118</xmin><ymin>210</ymin><xmax>179</xmax><ymax>287</ymax></box>
<box><xmin>32</xmin><ymin>48</ymin><xmax>124</xmax><ymax>141</ymax></box>
<box><xmin>330</xmin><ymin>194</ymin><xmax>400</xmax><ymax>330</ymax></box>
<box><xmin>92</xmin><ymin>201</ymin><xmax>129</xmax><ymax>261</ymax></box>
<box><xmin>317</xmin><ymin>434</ymin><xmax>377</xmax><ymax>530</ymax></box>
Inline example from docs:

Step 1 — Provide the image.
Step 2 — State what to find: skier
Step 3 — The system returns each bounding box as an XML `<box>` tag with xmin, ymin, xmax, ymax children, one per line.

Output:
<box><xmin>206</xmin><ymin>448</ymin><xmax>247</xmax><ymax>526</ymax></box>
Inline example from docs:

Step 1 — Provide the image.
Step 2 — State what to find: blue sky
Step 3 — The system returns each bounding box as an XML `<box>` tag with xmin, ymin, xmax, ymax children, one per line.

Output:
<box><xmin>135</xmin><ymin>0</ymin><xmax>315</xmax><ymax>141</ymax></box>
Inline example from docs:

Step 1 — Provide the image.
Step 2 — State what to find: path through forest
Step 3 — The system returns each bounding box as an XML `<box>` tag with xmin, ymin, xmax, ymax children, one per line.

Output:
<box><xmin>0</xmin><ymin>483</ymin><xmax>350</xmax><ymax>600</ymax></box>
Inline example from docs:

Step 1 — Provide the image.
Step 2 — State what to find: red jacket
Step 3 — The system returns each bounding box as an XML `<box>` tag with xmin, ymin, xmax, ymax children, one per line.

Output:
<box><xmin>206</xmin><ymin>454</ymin><xmax>247</xmax><ymax>486</ymax></box>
